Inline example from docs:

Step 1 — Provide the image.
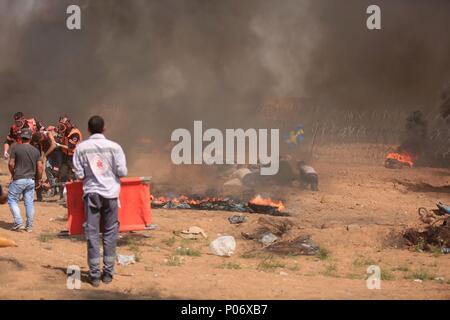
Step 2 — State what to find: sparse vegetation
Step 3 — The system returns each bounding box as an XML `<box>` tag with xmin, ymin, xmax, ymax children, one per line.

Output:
<box><xmin>414</xmin><ymin>240</ymin><xmax>425</xmax><ymax>252</ymax></box>
<box><xmin>163</xmin><ymin>236</ymin><xmax>176</xmax><ymax>247</ymax></box>
<box><xmin>287</xmin><ymin>263</ymin><xmax>300</xmax><ymax>272</ymax></box>
<box><xmin>428</xmin><ymin>245</ymin><xmax>443</xmax><ymax>257</ymax></box>
<box><xmin>165</xmin><ymin>255</ymin><xmax>183</xmax><ymax>267</ymax></box>
<box><xmin>218</xmin><ymin>262</ymin><xmax>242</xmax><ymax>270</ymax></box>
<box><xmin>38</xmin><ymin>233</ymin><xmax>56</xmax><ymax>243</ymax></box>
<box><xmin>175</xmin><ymin>247</ymin><xmax>201</xmax><ymax>257</ymax></box>
<box><xmin>352</xmin><ymin>257</ymin><xmax>377</xmax><ymax>268</ymax></box>
<box><xmin>240</xmin><ymin>251</ymin><xmax>264</xmax><ymax>259</ymax></box>
<box><xmin>321</xmin><ymin>264</ymin><xmax>339</xmax><ymax>277</ymax></box>
<box><xmin>346</xmin><ymin>273</ymin><xmax>364</xmax><ymax>280</ymax></box>
<box><xmin>128</xmin><ymin>243</ymin><xmax>142</xmax><ymax>262</ymax></box>
<box><xmin>381</xmin><ymin>270</ymin><xmax>395</xmax><ymax>281</ymax></box>
<box><xmin>393</xmin><ymin>265</ymin><xmax>410</xmax><ymax>272</ymax></box>
<box><xmin>257</xmin><ymin>259</ymin><xmax>285</xmax><ymax>272</ymax></box>
<box><xmin>317</xmin><ymin>248</ymin><xmax>330</xmax><ymax>260</ymax></box>
<box><xmin>406</xmin><ymin>270</ymin><xmax>436</xmax><ymax>281</ymax></box>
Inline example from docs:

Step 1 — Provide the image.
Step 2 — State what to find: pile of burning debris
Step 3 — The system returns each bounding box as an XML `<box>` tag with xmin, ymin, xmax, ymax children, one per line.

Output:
<box><xmin>151</xmin><ymin>194</ymin><xmax>289</xmax><ymax>216</ymax></box>
<box><xmin>384</xmin><ymin>151</ymin><xmax>414</xmax><ymax>169</ymax></box>
<box><xmin>401</xmin><ymin>204</ymin><xmax>450</xmax><ymax>254</ymax></box>
<box><xmin>385</xmin><ymin>108</ymin><xmax>450</xmax><ymax>169</ymax></box>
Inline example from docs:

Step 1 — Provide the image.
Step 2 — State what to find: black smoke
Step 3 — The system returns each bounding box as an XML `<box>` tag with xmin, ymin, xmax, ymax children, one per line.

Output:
<box><xmin>0</xmin><ymin>0</ymin><xmax>449</xmax><ymax>170</ymax></box>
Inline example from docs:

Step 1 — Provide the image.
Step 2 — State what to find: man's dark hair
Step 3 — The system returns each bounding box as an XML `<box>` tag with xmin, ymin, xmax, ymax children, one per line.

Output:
<box><xmin>88</xmin><ymin>116</ymin><xmax>105</xmax><ymax>134</ymax></box>
<box><xmin>14</xmin><ymin>112</ymin><xmax>24</xmax><ymax>120</ymax></box>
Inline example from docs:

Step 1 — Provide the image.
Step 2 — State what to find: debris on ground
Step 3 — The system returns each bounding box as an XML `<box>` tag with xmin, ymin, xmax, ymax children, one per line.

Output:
<box><xmin>174</xmin><ymin>226</ymin><xmax>208</xmax><ymax>240</ymax></box>
<box><xmin>209</xmin><ymin>236</ymin><xmax>236</xmax><ymax>257</ymax></box>
<box><xmin>265</xmin><ymin>235</ymin><xmax>320</xmax><ymax>256</ymax></box>
<box><xmin>402</xmin><ymin>211</ymin><xmax>450</xmax><ymax>253</ymax></box>
<box><xmin>151</xmin><ymin>195</ymin><xmax>289</xmax><ymax>215</ymax></box>
<box><xmin>228</xmin><ymin>215</ymin><xmax>247</xmax><ymax>224</ymax></box>
<box><xmin>259</xmin><ymin>232</ymin><xmax>278</xmax><ymax>246</ymax></box>
<box><xmin>57</xmin><ymin>230</ymin><xmax>70</xmax><ymax>237</ymax></box>
<box><xmin>418</xmin><ymin>207</ymin><xmax>447</xmax><ymax>225</ymax></box>
<box><xmin>117</xmin><ymin>255</ymin><xmax>136</xmax><ymax>266</ymax></box>
<box><xmin>242</xmin><ymin>217</ymin><xmax>294</xmax><ymax>243</ymax></box>
<box><xmin>0</xmin><ymin>237</ymin><xmax>18</xmax><ymax>248</ymax></box>
<box><xmin>436</xmin><ymin>201</ymin><xmax>450</xmax><ymax>215</ymax></box>
<box><xmin>145</xmin><ymin>224</ymin><xmax>157</xmax><ymax>230</ymax></box>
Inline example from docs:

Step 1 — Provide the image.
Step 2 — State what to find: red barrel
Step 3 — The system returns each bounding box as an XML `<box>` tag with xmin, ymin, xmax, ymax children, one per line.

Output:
<box><xmin>66</xmin><ymin>177</ymin><xmax>152</xmax><ymax>235</ymax></box>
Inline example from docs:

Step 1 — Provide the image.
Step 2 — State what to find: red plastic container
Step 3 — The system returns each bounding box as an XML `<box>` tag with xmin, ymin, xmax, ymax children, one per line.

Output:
<box><xmin>66</xmin><ymin>177</ymin><xmax>152</xmax><ymax>235</ymax></box>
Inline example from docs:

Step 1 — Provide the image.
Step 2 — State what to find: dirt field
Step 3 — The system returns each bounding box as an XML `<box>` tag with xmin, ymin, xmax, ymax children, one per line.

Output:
<box><xmin>0</xmin><ymin>147</ymin><xmax>449</xmax><ymax>300</ymax></box>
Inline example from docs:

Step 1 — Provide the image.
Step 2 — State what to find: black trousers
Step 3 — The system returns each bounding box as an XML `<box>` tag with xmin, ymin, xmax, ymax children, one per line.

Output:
<box><xmin>83</xmin><ymin>193</ymin><xmax>119</xmax><ymax>279</ymax></box>
<box><xmin>59</xmin><ymin>154</ymin><xmax>74</xmax><ymax>198</ymax></box>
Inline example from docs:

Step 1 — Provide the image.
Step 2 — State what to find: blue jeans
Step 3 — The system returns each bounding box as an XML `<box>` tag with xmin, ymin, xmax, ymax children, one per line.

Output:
<box><xmin>8</xmin><ymin>179</ymin><xmax>36</xmax><ymax>228</ymax></box>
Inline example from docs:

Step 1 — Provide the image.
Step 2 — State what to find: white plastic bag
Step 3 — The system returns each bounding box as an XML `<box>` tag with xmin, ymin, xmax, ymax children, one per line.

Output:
<box><xmin>209</xmin><ymin>236</ymin><xmax>236</xmax><ymax>257</ymax></box>
<box><xmin>117</xmin><ymin>255</ymin><xmax>136</xmax><ymax>266</ymax></box>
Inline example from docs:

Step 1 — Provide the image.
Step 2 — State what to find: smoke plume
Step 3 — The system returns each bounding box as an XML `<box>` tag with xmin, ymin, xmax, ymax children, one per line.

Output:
<box><xmin>1</xmin><ymin>0</ymin><xmax>449</xmax><ymax>175</ymax></box>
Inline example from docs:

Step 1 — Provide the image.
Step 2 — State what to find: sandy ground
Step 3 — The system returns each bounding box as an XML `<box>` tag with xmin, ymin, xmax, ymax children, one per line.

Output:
<box><xmin>0</xmin><ymin>151</ymin><xmax>449</xmax><ymax>300</ymax></box>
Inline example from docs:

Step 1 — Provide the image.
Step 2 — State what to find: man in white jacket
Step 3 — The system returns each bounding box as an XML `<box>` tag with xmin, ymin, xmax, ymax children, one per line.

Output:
<box><xmin>73</xmin><ymin>115</ymin><xmax>128</xmax><ymax>287</ymax></box>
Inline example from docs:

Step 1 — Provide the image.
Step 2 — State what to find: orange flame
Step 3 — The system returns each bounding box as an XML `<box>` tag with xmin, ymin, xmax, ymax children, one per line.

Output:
<box><xmin>151</xmin><ymin>195</ymin><xmax>226</xmax><ymax>206</ymax></box>
<box><xmin>385</xmin><ymin>152</ymin><xmax>414</xmax><ymax>167</ymax></box>
<box><xmin>249</xmin><ymin>195</ymin><xmax>285</xmax><ymax>212</ymax></box>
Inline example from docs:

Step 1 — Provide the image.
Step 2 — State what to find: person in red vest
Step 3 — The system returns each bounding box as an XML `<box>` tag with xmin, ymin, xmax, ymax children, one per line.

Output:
<box><xmin>3</xmin><ymin>112</ymin><xmax>44</xmax><ymax>160</ymax></box>
<box><xmin>31</xmin><ymin>127</ymin><xmax>63</xmax><ymax>199</ymax></box>
<box><xmin>57</xmin><ymin>116</ymin><xmax>83</xmax><ymax>199</ymax></box>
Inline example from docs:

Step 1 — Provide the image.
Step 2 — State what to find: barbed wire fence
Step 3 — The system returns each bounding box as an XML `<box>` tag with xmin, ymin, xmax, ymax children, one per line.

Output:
<box><xmin>260</xmin><ymin>99</ymin><xmax>449</xmax><ymax>166</ymax></box>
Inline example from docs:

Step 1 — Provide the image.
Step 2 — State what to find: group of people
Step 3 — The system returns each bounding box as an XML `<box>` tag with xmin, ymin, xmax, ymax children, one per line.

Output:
<box><xmin>1</xmin><ymin>113</ymin><xmax>128</xmax><ymax>287</ymax></box>
<box><xmin>3</xmin><ymin>112</ymin><xmax>83</xmax><ymax>201</ymax></box>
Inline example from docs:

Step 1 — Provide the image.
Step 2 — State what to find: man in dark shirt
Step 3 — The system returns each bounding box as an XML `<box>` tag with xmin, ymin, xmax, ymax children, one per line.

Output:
<box><xmin>8</xmin><ymin>128</ymin><xmax>43</xmax><ymax>232</ymax></box>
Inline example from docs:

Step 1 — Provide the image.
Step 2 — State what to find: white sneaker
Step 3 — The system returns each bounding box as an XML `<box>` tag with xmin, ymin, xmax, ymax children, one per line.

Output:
<box><xmin>11</xmin><ymin>224</ymin><xmax>25</xmax><ymax>232</ymax></box>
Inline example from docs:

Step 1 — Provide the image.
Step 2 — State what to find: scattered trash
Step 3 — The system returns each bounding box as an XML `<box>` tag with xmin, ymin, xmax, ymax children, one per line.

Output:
<box><xmin>259</xmin><ymin>232</ymin><xmax>278</xmax><ymax>246</ymax></box>
<box><xmin>436</xmin><ymin>201</ymin><xmax>450</xmax><ymax>215</ymax></box>
<box><xmin>57</xmin><ymin>230</ymin><xmax>70</xmax><ymax>238</ymax></box>
<box><xmin>228</xmin><ymin>215</ymin><xmax>247</xmax><ymax>224</ymax></box>
<box><xmin>403</xmin><ymin>214</ymin><xmax>450</xmax><ymax>253</ymax></box>
<box><xmin>164</xmin><ymin>202</ymin><xmax>192</xmax><ymax>209</ymax></box>
<box><xmin>441</xmin><ymin>247</ymin><xmax>450</xmax><ymax>254</ymax></box>
<box><xmin>413</xmin><ymin>279</ymin><xmax>423</xmax><ymax>283</ymax></box>
<box><xmin>145</xmin><ymin>224</ymin><xmax>158</xmax><ymax>230</ymax></box>
<box><xmin>0</xmin><ymin>237</ymin><xmax>17</xmax><ymax>248</ymax></box>
<box><xmin>265</xmin><ymin>235</ymin><xmax>320</xmax><ymax>256</ymax></box>
<box><xmin>279</xmin><ymin>271</ymin><xmax>288</xmax><ymax>276</ymax></box>
<box><xmin>209</xmin><ymin>236</ymin><xmax>236</xmax><ymax>257</ymax></box>
<box><xmin>152</xmin><ymin>196</ymin><xmax>284</xmax><ymax>214</ymax></box>
<box><xmin>434</xmin><ymin>277</ymin><xmax>445</xmax><ymax>281</ymax></box>
<box><xmin>117</xmin><ymin>255</ymin><xmax>136</xmax><ymax>266</ymax></box>
<box><xmin>242</xmin><ymin>217</ymin><xmax>293</xmax><ymax>245</ymax></box>
<box><xmin>175</xmin><ymin>226</ymin><xmax>208</xmax><ymax>240</ymax></box>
